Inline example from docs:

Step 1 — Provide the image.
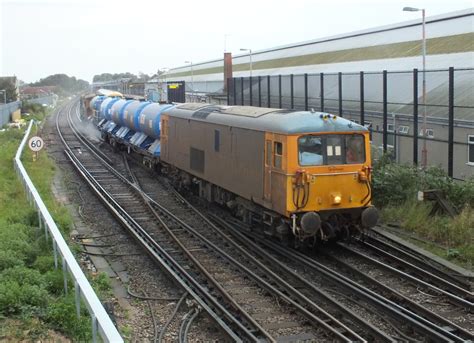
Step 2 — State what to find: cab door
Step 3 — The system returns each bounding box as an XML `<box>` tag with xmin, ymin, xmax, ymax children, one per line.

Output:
<box><xmin>161</xmin><ymin>116</ymin><xmax>169</xmax><ymax>161</ymax></box>
<box><xmin>264</xmin><ymin>138</ymin><xmax>272</xmax><ymax>201</ymax></box>
<box><xmin>263</xmin><ymin>133</ymin><xmax>287</xmax><ymax>214</ymax></box>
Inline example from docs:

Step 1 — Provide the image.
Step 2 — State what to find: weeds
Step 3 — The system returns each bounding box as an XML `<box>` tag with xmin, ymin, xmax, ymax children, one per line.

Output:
<box><xmin>0</xmin><ymin>105</ymin><xmax>90</xmax><ymax>340</ymax></box>
<box><xmin>374</xmin><ymin>156</ymin><xmax>474</xmax><ymax>268</ymax></box>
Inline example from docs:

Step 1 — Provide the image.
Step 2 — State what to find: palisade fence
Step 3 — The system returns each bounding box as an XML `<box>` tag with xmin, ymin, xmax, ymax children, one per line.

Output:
<box><xmin>227</xmin><ymin>67</ymin><xmax>474</xmax><ymax>179</ymax></box>
<box><xmin>14</xmin><ymin>120</ymin><xmax>123</xmax><ymax>343</ymax></box>
<box><xmin>0</xmin><ymin>101</ymin><xmax>21</xmax><ymax>127</ymax></box>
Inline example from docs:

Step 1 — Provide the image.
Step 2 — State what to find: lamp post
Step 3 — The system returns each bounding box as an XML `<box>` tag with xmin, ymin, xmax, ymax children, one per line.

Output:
<box><xmin>184</xmin><ymin>61</ymin><xmax>194</xmax><ymax>101</ymax></box>
<box><xmin>0</xmin><ymin>90</ymin><xmax>6</xmax><ymax>104</ymax></box>
<box><xmin>240</xmin><ymin>48</ymin><xmax>252</xmax><ymax>77</ymax></box>
<box><xmin>403</xmin><ymin>6</ymin><xmax>427</xmax><ymax>167</ymax></box>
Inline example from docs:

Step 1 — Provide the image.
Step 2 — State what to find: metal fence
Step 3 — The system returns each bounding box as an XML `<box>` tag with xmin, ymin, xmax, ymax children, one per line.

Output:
<box><xmin>0</xmin><ymin>101</ymin><xmax>21</xmax><ymax>127</ymax></box>
<box><xmin>14</xmin><ymin>120</ymin><xmax>123</xmax><ymax>343</ymax></box>
<box><xmin>227</xmin><ymin>68</ymin><xmax>474</xmax><ymax>179</ymax></box>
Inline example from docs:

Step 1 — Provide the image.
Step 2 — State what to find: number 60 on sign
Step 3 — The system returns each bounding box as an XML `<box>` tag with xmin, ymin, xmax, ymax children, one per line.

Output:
<box><xmin>28</xmin><ymin>136</ymin><xmax>44</xmax><ymax>152</ymax></box>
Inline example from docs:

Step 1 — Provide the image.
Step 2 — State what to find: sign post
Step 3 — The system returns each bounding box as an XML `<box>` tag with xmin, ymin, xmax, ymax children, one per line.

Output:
<box><xmin>28</xmin><ymin>136</ymin><xmax>44</xmax><ymax>161</ymax></box>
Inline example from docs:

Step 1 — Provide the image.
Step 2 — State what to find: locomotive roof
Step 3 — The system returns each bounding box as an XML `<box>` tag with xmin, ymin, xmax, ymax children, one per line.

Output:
<box><xmin>166</xmin><ymin>104</ymin><xmax>367</xmax><ymax>134</ymax></box>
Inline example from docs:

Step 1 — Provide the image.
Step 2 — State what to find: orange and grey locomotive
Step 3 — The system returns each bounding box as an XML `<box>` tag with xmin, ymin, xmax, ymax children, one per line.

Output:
<box><xmin>93</xmin><ymin>99</ymin><xmax>379</xmax><ymax>247</ymax></box>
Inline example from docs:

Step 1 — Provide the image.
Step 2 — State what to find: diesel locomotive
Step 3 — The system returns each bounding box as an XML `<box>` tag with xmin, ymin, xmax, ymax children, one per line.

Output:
<box><xmin>88</xmin><ymin>95</ymin><xmax>379</xmax><ymax>246</ymax></box>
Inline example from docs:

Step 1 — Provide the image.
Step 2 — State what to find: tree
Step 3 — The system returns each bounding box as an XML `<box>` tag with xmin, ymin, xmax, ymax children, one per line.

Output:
<box><xmin>30</xmin><ymin>74</ymin><xmax>89</xmax><ymax>93</ymax></box>
<box><xmin>0</xmin><ymin>79</ymin><xmax>18</xmax><ymax>103</ymax></box>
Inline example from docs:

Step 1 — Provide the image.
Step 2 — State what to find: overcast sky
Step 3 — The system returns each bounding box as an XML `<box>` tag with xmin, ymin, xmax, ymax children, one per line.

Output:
<box><xmin>1</xmin><ymin>0</ymin><xmax>472</xmax><ymax>83</ymax></box>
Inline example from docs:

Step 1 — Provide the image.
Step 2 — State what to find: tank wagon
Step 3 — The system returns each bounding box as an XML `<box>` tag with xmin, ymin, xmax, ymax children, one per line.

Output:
<box><xmin>91</xmin><ymin>98</ymin><xmax>379</xmax><ymax>246</ymax></box>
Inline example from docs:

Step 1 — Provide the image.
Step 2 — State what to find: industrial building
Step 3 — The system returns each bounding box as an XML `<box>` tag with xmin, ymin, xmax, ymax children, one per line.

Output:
<box><xmin>161</xmin><ymin>9</ymin><xmax>474</xmax><ymax>180</ymax></box>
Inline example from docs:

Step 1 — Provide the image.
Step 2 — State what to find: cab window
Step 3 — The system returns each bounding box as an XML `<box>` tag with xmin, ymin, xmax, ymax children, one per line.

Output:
<box><xmin>345</xmin><ymin>135</ymin><xmax>365</xmax><ymax>164</ymax></box>
<box><xmin>273</xmin><ymin>141</ymin><xmax>282</xmax><ymax>169</ymax></box>
<box><xmin>298</xmin><ymin>134</ymin><xmax>365</xmax><ymax>166</ymax></box>
<box><xmin>299</xmin><ymin>136</ymin><xmax>323</xmax><ymax>166</ymax></box>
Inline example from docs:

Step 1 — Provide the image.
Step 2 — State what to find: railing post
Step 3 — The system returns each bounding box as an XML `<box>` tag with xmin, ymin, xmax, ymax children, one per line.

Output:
<box><xmin>448</xmin><ymin>67</ymin><xmax>454</xmax><ymax>178</ymax></box>
<box><xmin>249</xmin><ymin>76</ymin><xmax>253</xmax><ymax>106</ymax></box>
<box><xmin>53</xmin><ymin>240</ymin><xmax>58</xmax><ymax>268</ymax></box>
<box><xmin>240</xmin><ymin>77</ymin><xmax>244</xmax><ymax>106</ymax></box>
<box><xmin>290</xmin><ymin>74</ymin><xmax>294</xmax><ymax>109</ymax></box>
<box><xmin>91</xmin><ymin>313</ymin><xmax>98</xmax><ymax>343</ymax></box>
<box><xmin>62</xmin><ymin>256</ymin><xmax>68</xmax><ymax>295</ymax></box>
<box><xmin>278</xmin><ymin>75</ymin><xmax>282</xmax><ymax>109</ymax></box>
<box><xmin>267</xmin><ymin>75</ymin><xmax>271</xmax><ymax>108</ymax></box>
<box><xmin>383</xmin><ymin>70</ymin><xmax>388</xmax><ymax>152</ymax></box>
<box><xmin>304</xmin><ymin>73</ymin><xmax>308</xmax><ymax>111</ymax></box>
<box><xmin>413</xmin><ymin>69</ymin><xmax>419</xmax><ymax>166</ymax></box>
<box><xmin>258</xmin><ymin>76</ymin><xmax>262</xmax><ymax>107</ymax></box>
<box><xmin>360</xmin><ymin>71</ymin><xmax>365</xmax><ymax>125</ymax></box>
<box><xmin>320</xmin><ymin>73</ymin><xmax>324</xmax><ymax>112</ymax></box>
<box><xmin>338</xmin><ymin>72</ymin><xmax>343</xmax><ymax>117</ymax></box>
<box><xmin>75</xmin><ymin>281</ymin><xmax>81</xmax><ymax>318</ymax></box>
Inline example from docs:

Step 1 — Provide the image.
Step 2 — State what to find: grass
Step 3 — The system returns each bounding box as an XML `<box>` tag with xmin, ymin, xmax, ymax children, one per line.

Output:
<box><xmin>374</xmin><ymin>155</ymin><xmax>474</xmax><ymax>270</ymax></box>
<box><xmin>0</xmin><ymin>105</ymin><xmax>94</xmax><ymax>340</ymax></box>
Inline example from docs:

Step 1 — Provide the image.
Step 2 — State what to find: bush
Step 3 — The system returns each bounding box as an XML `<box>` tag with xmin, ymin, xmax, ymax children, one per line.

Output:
<box><xmin>372</xmin><ymin>156</ymin><xmax>474</xmax><ymax>209</ymax></box>
<box><xmin>32</xmin><ymin>255</ymin><xmax>55</xmax><ymax>273</ymax></box>
<box><xmin>0</xmin><ymin>281</ymin><xmax>48</xmax><ymax>315</ymax></box>
<box><xmin>0</xmin><ymin>266</ymin><xmax>45</xmax><ymax>287</ymax></box>
<box><xmin>45</xmin><ymin>297</ymin><xmax>92</xmax><ymax>341</ymax></box>
<box><xmin>44</xmin><ymin>270</ymin><xmax>67</xmax><ymax>295</ymax></box>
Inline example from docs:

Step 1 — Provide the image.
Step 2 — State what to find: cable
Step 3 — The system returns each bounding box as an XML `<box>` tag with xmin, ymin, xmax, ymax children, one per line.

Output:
<box><xmin>183</xmin><ymin>309</ymin><xmax>200</xmax><ymax>343</ymax></box>
<box><xmin>79</xmin><ymin>250</ymin><xmax>140</xmax><ymax>257</ymax></box>
<box><xmin>127</xmin><ymin>284</ymin><xmax>180</xmax><ymax>302</ymax></box>
<box><xmin>158</xmin><ymin>292</ymin><xmax>188</xmax><ymax>343</ymax></box>
<box><xmin>143</xmin><ymin>290</ymin><xmax>159</xmax><ymax>343</ymax></box>
<box><xmin>178</xmin><ymin>309</ymin><xmax>194</xmax><ymax>343</ymax></box>
<box><xmin>76</xmin><ymin>233</ymin><xmax>119</xmax><ymax>239</ymax></box>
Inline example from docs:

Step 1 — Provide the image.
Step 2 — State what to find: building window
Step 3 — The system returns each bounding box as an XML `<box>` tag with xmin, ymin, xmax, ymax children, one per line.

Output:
<box><xmin>273</xmin><ymin>141</ymin><xmax>283</xmax><ymax>169</ymax></box>
<box><xmin>399</xmin><ymin>125</ymin><xmax>409</xmax><ymax>134</ymax></box>
<box><xmin>469</xmin><ymin>135</ymin><xmax>474</xmax><ymax>165</ymax></box>
<box><xmin>387</xmin><ymin>124</ymin><xmax>395</xmax><ymax>132</ymax></box>
<box><xmin>214</xmin><ymin>130</ymin><xmax>220</xmax><ymax>152</ymax></box>
<box><xmin>419</xmin><ymin>128</ymin><xmax>434</xmax><ymax>138</ymax></box>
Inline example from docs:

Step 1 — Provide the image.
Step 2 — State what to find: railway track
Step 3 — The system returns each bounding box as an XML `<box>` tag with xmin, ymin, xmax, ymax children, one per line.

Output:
<box><xmin>122</xmin><ymin>156</ymin><xmax>370</xmax><ymax>342</ymax></box>
<box><xmin>192</xmin><ymin>206</ymin><xmax>473</xmax><ymax>343</ymax></box>
<box><xmin>365</xmin><ymin>228</ymin><xmax>473</xmax><ymax>290</ymax></box>
<box><xmin>56</xmin><ymin>100</ymin><xmax>247</xmax><ymax>341</ymax></box>
<box><xmin>333</xmin><ymin>241</ymin><xmax>473</xmax><ymax>309</ymax></box>
<box><xmin>57</xmin><ymin>99</ymin><xmax>375</xmax><ymax>341</ymax></box>
<box><xmin>56</xmin><ymin>98</ymin><xmax>473</xmax><ymax>342</ymax></box>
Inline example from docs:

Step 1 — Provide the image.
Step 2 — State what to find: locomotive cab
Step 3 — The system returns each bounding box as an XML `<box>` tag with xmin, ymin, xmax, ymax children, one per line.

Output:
<box><xmin>264</xmin><ymin>115</ymin><xmax>378</xmax><ymax>244</ymax></box>
<box><xmin>289</xmin><ymin>130</ymin><xmax>377</xmax><ymax>241</ymax></box>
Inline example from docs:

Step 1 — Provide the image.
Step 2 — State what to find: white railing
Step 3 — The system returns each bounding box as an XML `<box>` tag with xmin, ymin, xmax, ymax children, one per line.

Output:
<box><xmin>14</xmin><ymin>120</ymin><xmax>123</xmax><ymax>343</ymax></box>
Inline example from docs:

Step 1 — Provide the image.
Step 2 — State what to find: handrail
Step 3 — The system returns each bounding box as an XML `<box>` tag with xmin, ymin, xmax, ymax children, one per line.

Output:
<box><xmin>14</xmin><ymin>120</ymin><xmax>123</xmax><ymax>343</ymax></box>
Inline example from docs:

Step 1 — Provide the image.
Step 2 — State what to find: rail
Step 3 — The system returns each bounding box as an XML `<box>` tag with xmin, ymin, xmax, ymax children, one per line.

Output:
<box><xmin>13</xmin><ymin>119</ymin><xmax>123</xmax><ymax>343</ymax></box>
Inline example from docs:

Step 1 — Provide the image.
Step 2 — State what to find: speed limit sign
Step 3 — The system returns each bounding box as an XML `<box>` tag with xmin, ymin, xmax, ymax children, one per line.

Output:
<box><xmin>28</xmin><ymin>136</ymin><xmax>44</xmax><ymax>152</ymax></box>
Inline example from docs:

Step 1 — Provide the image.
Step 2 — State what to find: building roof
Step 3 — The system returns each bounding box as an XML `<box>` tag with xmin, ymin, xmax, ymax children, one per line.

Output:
<box><xmin>21</xmin><ymin>86</ymin><xmax>56</xmax><ymax>95</ymax></box>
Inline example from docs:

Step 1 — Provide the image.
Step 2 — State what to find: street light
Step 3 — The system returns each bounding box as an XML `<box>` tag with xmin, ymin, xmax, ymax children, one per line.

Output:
<box><xmin>403</xmin><ymin>6</ymin><xmax>427</xmax><ymax>167</ymax></box>
<box><xmin>0</xmin><ymin>90</ymin><xmax>6</xmax><ymax>104</ymax></box>
<box><xmin>240</xmin><ymin>48</ymin><xmax>252</xmax><ymax>77</ymax></box>
<box><xmin>184</xmin><ymin>61</ymin><xmax>194</xmax><ymax>101</ymax></box>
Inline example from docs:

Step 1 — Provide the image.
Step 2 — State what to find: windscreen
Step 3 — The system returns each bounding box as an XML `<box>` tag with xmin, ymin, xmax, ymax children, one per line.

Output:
<box><xmin>298</xmin><ymin>134</ymin><xmax>365</xmax><ymax>166</ymax></box>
